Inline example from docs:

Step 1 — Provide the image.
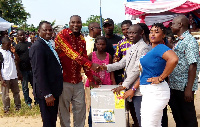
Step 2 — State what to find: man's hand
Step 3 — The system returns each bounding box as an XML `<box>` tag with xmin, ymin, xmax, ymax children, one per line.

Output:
<box><xmin>118</xmin><ymin>82</ymin><xmax>123</xmax><ymax>85</ymax></box>
<box><xmin>1</xmin><ymin>80</ymin><xmax>7</xmax><ymax>87</ymax></box>
<box><xmin>184</xmin><ymin>87</ymin><xmax>194</xmax><ymax>102</ymax></box>
<box><xmin>113</xmin><ymin>56</ymin><xmax>120</xmax><ymax>63</ymax></box>
<box><xmin>89</xmin><ymin>82</ymin><xmax>100</xmax><ymax>88</ymax></box>
<box><xmin>91</xmin><ymin>63</ymin><xmax>100</xmax><ymax>72</ymax></box>
<box><xmin>112</xmin><ymin>86</ymin><xmax>125</xmax><ymax>95</ymax></box>
<box><xmin>17</xmin><ymin>72</ymin><xmax>23</xmax><ymax>81</ymax></box>
<box><xmin>100</xmin><ymin>64</ymin><xmax>107</xmax><ymax>71</ymax></box>
<box><xmin>93</xmin><ymin>76</ymin><xmax>102</xmax><ymax>85</ymax></box>
<box><xmin>123</xmin><ymin>89</ymin><xmax>135</xmax><ymax>99</ymax></box>
<box><xmin>45</xmin><ymin>95</ymin><xmax>55</xmax><ymax>106</ymax></box>
<box><xmin>10</xmin><ymin>46</ymin><xmax>15</xmax><ymax>53</ymax></box>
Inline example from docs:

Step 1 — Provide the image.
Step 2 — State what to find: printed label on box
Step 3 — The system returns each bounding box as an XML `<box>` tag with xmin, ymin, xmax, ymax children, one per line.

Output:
<box><xmin>115</xmin><ymin>91</ymin><xmax>125</xmax><ymax>109</ymax></box>
<box><xmin>92</xmin><ymin>109</ymin><xmax>115</xmax><ymax>123</ymax></box>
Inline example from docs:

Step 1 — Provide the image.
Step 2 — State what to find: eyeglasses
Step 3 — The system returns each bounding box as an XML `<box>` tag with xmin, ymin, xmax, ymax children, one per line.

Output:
<box><xmin>93</xmin><ymin>27</ymin><xmax>101</xmax><ymax>29</ymax></box>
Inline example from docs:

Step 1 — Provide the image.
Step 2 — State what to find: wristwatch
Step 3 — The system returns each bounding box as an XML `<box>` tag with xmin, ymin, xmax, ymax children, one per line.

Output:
<box><xmin>44</xmin><ymin>94</ymin><xmax>52</xmax><ymax>99</ymax></box>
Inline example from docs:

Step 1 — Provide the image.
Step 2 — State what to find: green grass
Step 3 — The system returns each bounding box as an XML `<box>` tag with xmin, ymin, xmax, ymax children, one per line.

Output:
<box><xmin>0</xmin><ymin>83</ymin><xmax>41</xmax><ymax>117</ymax></box>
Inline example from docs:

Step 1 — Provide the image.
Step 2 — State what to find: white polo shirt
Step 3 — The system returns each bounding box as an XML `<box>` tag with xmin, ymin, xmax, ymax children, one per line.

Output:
<box><xmin>0</xmin><ymin>47</ymin><xmax>18</xmax><ymax>80</ymax></box>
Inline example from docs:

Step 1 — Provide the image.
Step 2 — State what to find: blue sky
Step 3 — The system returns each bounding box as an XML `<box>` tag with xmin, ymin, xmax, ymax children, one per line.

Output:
<box><xmin>22</xmin><ymin>0</ymin><xmax>126</xmax><ymax>26</ymax></box>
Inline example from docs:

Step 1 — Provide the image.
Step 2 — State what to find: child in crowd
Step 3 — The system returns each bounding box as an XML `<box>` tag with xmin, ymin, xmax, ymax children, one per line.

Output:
<box><xmin>85</xmin><ymin>36</ymin><xmax>116</xmax><ymax>86</ymax></box>
<box><xmin>86</xmin><ymin>36</ymin><xmax>116</xmax><ymax>127</ymax></box>
<box><xmin>0</xmin><ymin>37</ymin><xmax>21</xmax><ymax>113</ymax></box>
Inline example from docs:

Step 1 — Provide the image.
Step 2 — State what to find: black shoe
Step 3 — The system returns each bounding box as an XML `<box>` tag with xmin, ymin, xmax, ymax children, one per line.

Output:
<box><xmin>34</xmin><ymin>102</ymin><xmax>39</xmax><ymax>105</ymax></box>
<box><xmin>15</xmin><ymin>107</ymin><xmax>21</xmax><ymax>111</ymax></box>
<box><xmin>4</xmin><ymin>109</ymin><xmax>9</xmax><ymax>113</ymax></box>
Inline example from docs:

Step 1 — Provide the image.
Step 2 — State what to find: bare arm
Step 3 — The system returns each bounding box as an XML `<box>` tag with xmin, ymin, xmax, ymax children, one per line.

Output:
<box><xmin>160</xmin><ymin>50</ymin><xmax>179</xmax><ymax>80</ymax></box>
<box><xmin>109</xmin><ymin>54</ymin><xmax>116</xmax><ymax>85</ymax></box>
<box><xmin>184</xmin><ymin>38</ymin><xmax>199</xmax><ymax>102</ymax></box>
<box><xmin>10</xmin><ymin>46</ymin><xmax>22</xmax><ymax>80</ymax></box>
<box><xmin>184</xmin><ymin>63</ymin><xmax>197</xmax><ymax>102</ymax></box>
<box><xmin>147</xmin><ymin>50</ymin><xmax>178</xmax><ymax>83</ymax></box>
<box><xmin>88</xmin><ymin>52</ymin><xmax>92</xmax><ymax>61</ymax></box>
<box><xmin>123</xmin><ymin>78</ymin><xmax>140</xmax><ymax>99</ymax></box>
<box><xmin>186</xmin><ymin>64</ymin><xmax>197</xmax><ymax>90</ymax></box>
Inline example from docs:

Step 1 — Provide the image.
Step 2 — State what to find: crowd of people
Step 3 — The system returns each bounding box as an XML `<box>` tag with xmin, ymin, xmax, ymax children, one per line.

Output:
<box><xmin>0</xmin><ymin>14</ymin><xmax>199</xmax><ymax>127</ymax></box>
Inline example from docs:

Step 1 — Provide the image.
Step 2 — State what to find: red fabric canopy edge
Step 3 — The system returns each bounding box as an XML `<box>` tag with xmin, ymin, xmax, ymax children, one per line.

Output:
<box><xmin>125</xmin><ymin>1</ymin><xmax>200</xmax><ymax>16</ymax></box>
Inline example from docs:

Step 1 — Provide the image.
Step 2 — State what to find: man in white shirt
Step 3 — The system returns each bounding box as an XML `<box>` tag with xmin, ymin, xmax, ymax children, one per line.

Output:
<box><xmin>85</xmin><ymin>22</ymin><xmax>101</xmax><ymax>55</ymax></box>
<box><xmin>0</xmin><ymin>37</ymin><xmax>21</xmax><ymax>113</ymax></box>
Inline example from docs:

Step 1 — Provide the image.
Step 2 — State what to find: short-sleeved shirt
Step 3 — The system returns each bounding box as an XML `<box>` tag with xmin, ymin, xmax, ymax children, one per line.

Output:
<box><xmin>0</xmin><ymin>47</ymin><xmax>18</xmax><ymax>80</ymax></box>
<box><xmin>169</xmin><ymin>30</ymin><xmax>200</xmax><ymax>91</ymax></box>
<box><xmin>140</xmin><ymin>44</ymin><xmax>171</xmax><ymax>85</ymax></box>
<box><xmin>15</xmin><ymin>41</ymin><xmax>32</xmax><ymax>71</ymax></box>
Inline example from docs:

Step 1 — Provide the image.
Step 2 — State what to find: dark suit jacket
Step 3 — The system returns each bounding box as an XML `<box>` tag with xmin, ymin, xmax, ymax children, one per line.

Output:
<box><xmin>29</xmin><ymin>38</ymin><xmax>63</xmax><ymax>99</ymax></box>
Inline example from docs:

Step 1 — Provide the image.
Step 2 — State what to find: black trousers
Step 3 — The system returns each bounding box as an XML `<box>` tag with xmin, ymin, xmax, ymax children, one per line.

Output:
<box><xmin>168</xmin><ymin>89</ymin><xmax>198</xmax><ymax>127</ymax></box>
<box><xmin>38</xmin><ymin>97</ymin><xmax>59</xmax><ymax>127</ymax></box>
<box><xmin>161</xmin><ymin>106</ymin><xmax>168</xmax><ymax>127</ymax></box>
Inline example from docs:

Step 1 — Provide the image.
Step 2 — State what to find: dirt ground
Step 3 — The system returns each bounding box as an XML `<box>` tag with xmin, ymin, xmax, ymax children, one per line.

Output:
<box><xmin>0</xmin><ymin>86</ymin><xmax>200</xmax><ymax>127</ymax></box>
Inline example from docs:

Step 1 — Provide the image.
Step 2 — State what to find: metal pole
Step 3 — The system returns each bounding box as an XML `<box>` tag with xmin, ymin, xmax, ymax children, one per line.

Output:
<box><xmin>100</xmin><ymin>0</ymin><xmax>103</xmax><ymax>35</ymax></box>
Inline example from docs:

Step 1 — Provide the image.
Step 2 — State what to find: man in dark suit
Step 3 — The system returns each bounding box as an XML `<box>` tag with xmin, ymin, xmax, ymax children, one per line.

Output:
<box><xmin>29</xmin><ymin>21</ymin><xmax>63</xmax><ymax>127</ymax></box>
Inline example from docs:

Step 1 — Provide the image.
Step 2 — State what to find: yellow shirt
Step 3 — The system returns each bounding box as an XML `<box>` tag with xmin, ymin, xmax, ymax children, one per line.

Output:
<box><xmin>85</xmin><ymin>35</ymin><xmax>95</xmax><ymax>55</ymax></box>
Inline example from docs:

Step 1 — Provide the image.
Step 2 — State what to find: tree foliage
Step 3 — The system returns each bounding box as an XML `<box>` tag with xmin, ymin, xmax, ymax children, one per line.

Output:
<box><xmin>114</xmin><ymin>23</ymin><xmax>122</xmax><ymax>35</ymax></box>
<box><xmin>0</xmin><ymin>0</ymin><xmax>30</xmax><ymax>25</ymax></box>
<box><xmin>18</xmin><ymin>23</ymin><xmax>37</xmax><ymax>32</ymax></box>
<box><xmin>83</xmin><ymin>15</ymin><xmax>104</xmax><ymax>27</ymax></box>
<box><xmin>18</xmin><ymin>20</ymin><xmax>58</xmax><ymax>32</ymax></box>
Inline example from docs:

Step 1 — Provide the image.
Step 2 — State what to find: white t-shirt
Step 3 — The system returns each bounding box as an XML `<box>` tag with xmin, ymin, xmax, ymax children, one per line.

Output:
<box><xmin>27</xmin><ymin>37</ymin><xmax>31</xmax><ymax>42</ymax></box>
<box><xmin>0</xmin><ymin>47</ymin><xmax>18</xmax><ymax>80</ymax></box>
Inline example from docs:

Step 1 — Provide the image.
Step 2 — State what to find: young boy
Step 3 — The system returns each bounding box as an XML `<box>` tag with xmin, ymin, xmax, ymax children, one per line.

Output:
<box><xmin>0</xmin><ymin>37</ymin><xmax>21</xmax><ymax>113</ymax></box>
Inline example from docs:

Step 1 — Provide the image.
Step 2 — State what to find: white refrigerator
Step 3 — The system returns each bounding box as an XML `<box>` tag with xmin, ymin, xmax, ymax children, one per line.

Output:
<box><xmin>91</xmin><ymin>85</ymin><xmax>127</xmax><ymax>127</ymax></box>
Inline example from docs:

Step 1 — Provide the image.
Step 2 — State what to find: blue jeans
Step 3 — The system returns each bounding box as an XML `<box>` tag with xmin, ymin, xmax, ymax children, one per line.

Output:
<box><xmin>88</xmin><ymin>107</ymin><xmax>92</xmax><ymax>127</ymax></box>
<box><xmin>21</xmin><ymin>70</ymin><xmax>33</xmax><ymax>104</ymax></box>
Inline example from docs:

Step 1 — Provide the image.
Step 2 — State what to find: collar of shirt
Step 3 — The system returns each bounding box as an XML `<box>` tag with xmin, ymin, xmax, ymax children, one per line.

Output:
<box><xmin>175</xmin><ymin>30</ymin><xmax>189</xmax><ymax>41</ymax></box>
<box><xmin>86</xmin><ymin>35</ymin><xmax>95</xmax><ymax>41</ymax></box>
<box><xmin>181</xmin><ymin>30</ymin><xmax>189</xmax><ymax>38</ymax></box>
<box><xmin>39</xmin><ymin>36</ymin><xmax>51</xmax><ymax>45</ymax></box>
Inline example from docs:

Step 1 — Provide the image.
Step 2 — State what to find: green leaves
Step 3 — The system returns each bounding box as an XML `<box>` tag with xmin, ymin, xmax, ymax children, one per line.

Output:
<box><xmin>82</xmin><ymin>15</ymin><xmax>104</xmax><ymax>27</ymax></box>
<box><xmin>0</xmin><ymin>0</ymin><xmax>30</xmax><ymax>25</ymax></box>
